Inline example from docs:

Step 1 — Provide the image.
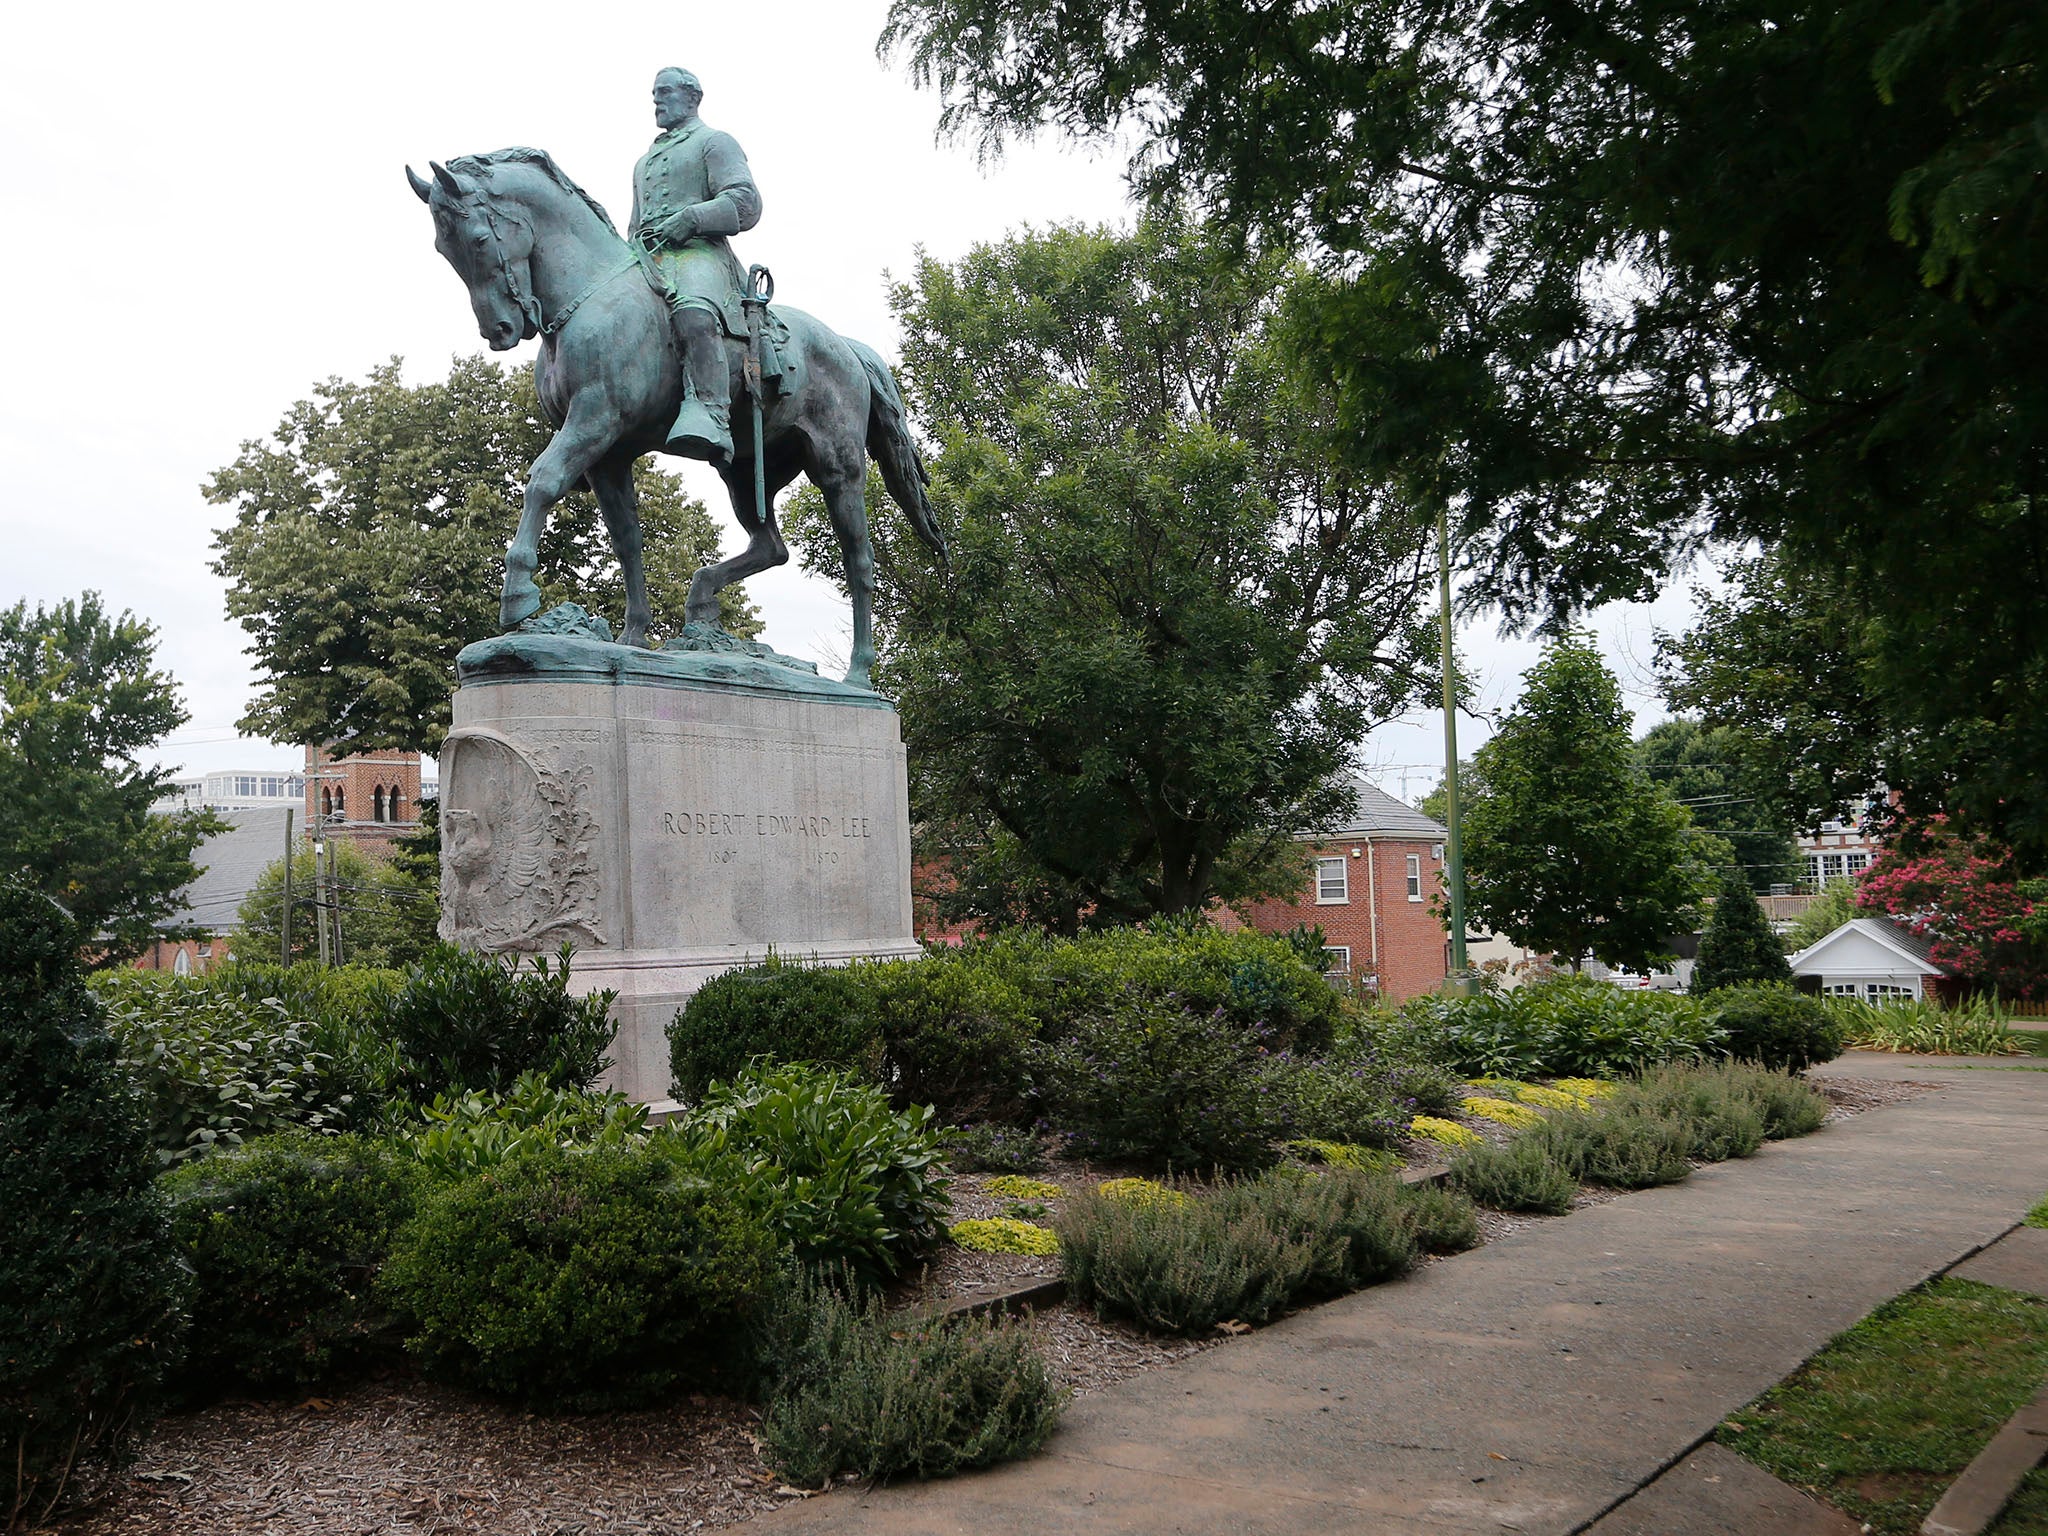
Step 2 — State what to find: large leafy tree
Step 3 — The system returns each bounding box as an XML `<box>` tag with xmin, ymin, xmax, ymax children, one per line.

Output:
<box><xmin>1855</xmin><ymin>817</ymin><xmax>2048</xmax><ymax>999</ymax></box>
<box><xmin>209</xmin><ymin>356</ymin><xmax>759</xmax><ymax>753</ymax></box>
<box><xmin>880</xmin><ymin>0</ymin><xmax>2048</xmax><ymax>861</ymax></box>
<box><xmin>792</xmin><ymin>213</ymin><xmax>1436</xmax><ymax>928</ymax></box>
<box><xmin>1633</xmin><ymin>719</ymin><xmax>1800</xmax><ymax>892</ymax></box>
<box><xmin>1462</xmin><ymin>636</ymin><xmax>1715</xmax><ymax>969</ymax></box>
<box><xmin>0</xmin><ymin>595</ymin><xmax>222</xmax><ymax>961</ymax></box>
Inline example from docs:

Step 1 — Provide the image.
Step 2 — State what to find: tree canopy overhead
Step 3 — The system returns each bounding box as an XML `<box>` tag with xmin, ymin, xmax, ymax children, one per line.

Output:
<box><xmin>881</xmin><ymin>0</ymin><xmax>2048</xmax><ymax>857</ymax></box>
<box><xmin>791</xmin><ymin>212</ymin><xmax>1438</xmax><ymax>929</ymax></box>
<box><xmin>0</xmin><ymin>594</ymin><xmax>221</xmax><ymax>961</ymax></box>
<box><xmin>209</xmin><ymin>357</ymin><xmax>758</xmax><ymax>754</ymax></box>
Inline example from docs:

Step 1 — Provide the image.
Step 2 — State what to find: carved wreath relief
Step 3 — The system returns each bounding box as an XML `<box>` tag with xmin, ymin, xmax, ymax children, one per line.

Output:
<box><xmin>439</xmin><ymin>730</ymin><xmax>604</xmax><ymax>951</ymax></box>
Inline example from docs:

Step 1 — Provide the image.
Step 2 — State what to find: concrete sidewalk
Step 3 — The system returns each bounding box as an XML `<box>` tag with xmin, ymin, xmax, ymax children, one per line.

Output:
<box><xmin>754</xmin><ymin>1055</ymin><xmax>2048</xmax><ymax>1535</ymax></box>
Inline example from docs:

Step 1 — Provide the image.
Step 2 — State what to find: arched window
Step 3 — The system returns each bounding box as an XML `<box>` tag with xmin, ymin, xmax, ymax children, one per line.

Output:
<box><xmin>373</xmin><ymin>786</ymin><xmax>386</xmax><ymax>823</ymax></box>
<box><xmin>173</xmin><ymin>948</ymin><xmax>190</xmax><ymax>977</ymax></box>
<box><xmin>320</xmin><ymin>787</ymin><xmax>332</xmax><ymax>816</ymax></box>
<box><xmin>390</xmin><ymin>788</ymin><xmax>405</xmax><ymax>823</ymax></box>
<box><xmin>334</xmin><ymin>787</ymin><xmax>345</xmax><ymax>816</ymax></box>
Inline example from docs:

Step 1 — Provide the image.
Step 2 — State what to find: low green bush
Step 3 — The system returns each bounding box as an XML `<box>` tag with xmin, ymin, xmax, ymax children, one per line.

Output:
<box><xmin>380</xmin><ymin>1146</ymin><xmax>776</xmax><ymax>1409</ymax></box>
<box><xmin>1657</xmin><ymin>1060</ymin><xmax>1832</xmax><ymax>1141</ymax></box>
<box><xmin>1449</xmin><ymin>1136</ymin><xmax>1578</xmax><ymax>1214</ymax></box>
<box><xmin>380</xmin><ymin>943</ymin><xmax>616</xmax><ymax>1103</ymax></box>
<box><xmin>662</xmin><ymin>1062</ymin><xmax>950</xmax><ymax>1281</ymax></box>
<box><xmin>1704</xmin><ymin>985</ymin><xmax>1848</xmax><ymax>1072</ymax></box>
<box><xmin>1261</xmin><ymin>1054</ymin><xmax>1410</xmax><ymax>1146</ymax></box>
<box><xmin>1620</xmin><ymin>1068</ymin><xmax>1768</xmax><ymax>1162</ymax></box>
<box><xmin>164</xmin><ymin>1134</ymin><xmax>421</xmax><ymax>1391</ymax></box>
<box><xmin>1035</xmin><ymin>1001</ymin><xmax>1288</xmax><ymax>1172</ymax></box>
<box><xmin>948</xmin><ymin>1122</ymin><xmax>1049</xmax><ymax>1174</ymax></box>
<box><xmin>1401</xmin><ymin>1182</ymin><xmax>1482</xmax><ymax>1254</ymax></box>
<box><xmin>867</xmin><ymin>956</ymin><xmax>1040</xmax><ymax>1121</ymax></box>
<box><xmin>1534</xmin><ymin>1106</ymin><xmax>1694</xmax><ymax>1190</ymax></box>
<box><xmin>1396</xmin><ymin>974</ymin><xmax>1727</xmax><ymax>1080</ymax></box>
<box><xmin>1055</xmin><ymin>1167</ymin><xmax>1420</xmax><ymax>1334</ymax></box>
<box><xmin>2</xmin><ymin>886</ymin><xmax>189</xmax><ymax>1525</ymax></box>
<box><xmin>99</xmin><ymin>986</ymin><xmax>359</xmax><ymax>1165</ymax></box>
<box><xmin>755</xmin><ymin>1268</ymin><xmax>1065</xmax><ymax>1487</ymax></box>
<box><xmin>399</xmin><ymin>1072</ymin><xmax>649</xmax><ymax>1181</ymax></box>
<box><xmin>1044</xmin><ymin>926</ymin><xmax>1342</xmax><ymax>1051</ymax></box>
<box><xmin>667</xmin><ymin>952</ymin><xmax>883</xmax><ymax>1101</ymax></box>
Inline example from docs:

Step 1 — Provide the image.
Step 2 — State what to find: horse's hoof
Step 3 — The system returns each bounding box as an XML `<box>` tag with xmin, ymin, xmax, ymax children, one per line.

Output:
<box><xmin>500</xmin><ymin>586</ymin><xmax>543</xmax><ymax>630</ymax></box>
<box><xmin>621</xmin><ymin>623</ymin><xmax>648</xmax><ymax>649</ymax></box>
<box><xmin>844</xmin><ymin>665</ymin><xmax>873</xmax><ymax>690</ymax></box>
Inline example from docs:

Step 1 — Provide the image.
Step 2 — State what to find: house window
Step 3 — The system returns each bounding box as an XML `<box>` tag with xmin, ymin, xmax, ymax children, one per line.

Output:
<box><xmin>1315</xmin><ymin>856</ymin><xmax>1348</xmax><ymax>904</ymax></box>
<box><xmin>1405</xmin><ymin>854</ymin><xmax>1423</xmax><ymax>901</ymax></box>
<box><xmin>1822</xmin><ymin>853</ymin><xmax>1846</xmax><ymax>880</ymax></box>
<box><xmin>1822</xmin><ymin>981</ymin><xmax>1861</xmax><ymax>997</ymax></box>
<box><xmin>1321</xmin><ymin>945</ymin><xmax>1351</xmax><ymax>981</ymax></box>
<box><xmin>373</xmin><ymin>786</ymin><xmax>386</xmax><ymax>823</ymax></box>
<box><xmin>1803</xmin><ymin>854</ymin><xmax>1822</xmax><ymax>887</ymax></box>
<box><xmin>173</xmin><ymin>949</ymin><xmax>190</xmax><ymax>977</ymax></box>
<box><xmin>1845</xmin><ymin>852</ymin><xmax>1869</xmax><ymax>876</ymax></box>
<box><xmin>1865</xmin><ymin>981</ymin><xmax>1914</xmax><ymax>1001</ymax></box>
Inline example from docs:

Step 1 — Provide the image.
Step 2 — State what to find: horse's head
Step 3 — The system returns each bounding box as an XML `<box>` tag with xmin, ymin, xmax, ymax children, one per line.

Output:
<box><xmin>407</xmin><ymin>161</ymin><xmax>539</xmax><ymax>351</ymax></box>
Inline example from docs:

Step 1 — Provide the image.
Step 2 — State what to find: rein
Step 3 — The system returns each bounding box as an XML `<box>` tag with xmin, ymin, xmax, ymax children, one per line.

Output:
<box><xmin>540</xmin><ymin>252</ymin><xmax>639</xmax><ymax>338</ymax></box>
<box><xmin>462</xmin><ymin>178</ymin><xmax>635</xmax><ymax>341</ymax></box>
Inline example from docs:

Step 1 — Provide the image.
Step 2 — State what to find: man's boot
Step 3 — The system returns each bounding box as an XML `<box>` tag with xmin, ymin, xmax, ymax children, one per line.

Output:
<box><xmin>667</xmin><ymin>306</ymin><xmax>734</xmax><ymax>467</ymax></box>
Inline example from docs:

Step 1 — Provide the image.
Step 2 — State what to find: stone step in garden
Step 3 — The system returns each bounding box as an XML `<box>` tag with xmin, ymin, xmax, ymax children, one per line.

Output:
<box><xmin>1920</xmin><ymin>1380</ymin><xmax>2048</xmax><ymax>1536</ymax></box>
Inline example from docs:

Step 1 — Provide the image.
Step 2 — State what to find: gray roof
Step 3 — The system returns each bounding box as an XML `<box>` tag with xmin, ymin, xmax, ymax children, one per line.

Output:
<box><xmin>159</xmin><ymin>807</ymin><xmax>295</xmax><ymax>934</ymax></box>
<box><xmin>1788</xmin><ymin>915</ymin><xmax>1947</xmax><ymax>974</ymax></box>
<box><xmin>1304</xmin><ymin>778</ymin><xmax>1450</xmax><ymax>841</ymax></box>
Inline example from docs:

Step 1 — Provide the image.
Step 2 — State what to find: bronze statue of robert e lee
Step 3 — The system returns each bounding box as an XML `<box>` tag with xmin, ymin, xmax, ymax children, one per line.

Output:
<box><xmin>406</xmin><ymin>70</ymin><xmax>945</xmax><ymax>688</ymax></box>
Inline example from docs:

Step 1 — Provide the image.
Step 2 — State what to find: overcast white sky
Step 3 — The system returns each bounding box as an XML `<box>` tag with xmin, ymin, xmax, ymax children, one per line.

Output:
<box><xmin>0</xmin><ymin>0</ymin><xmax>1704</xmax><ymax>801</ymax></box>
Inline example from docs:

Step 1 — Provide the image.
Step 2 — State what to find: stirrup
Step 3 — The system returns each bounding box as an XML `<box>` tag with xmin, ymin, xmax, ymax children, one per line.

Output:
<box><xmin>667</xmin><ymin>400</ymin><xmax>733</xmax><ymax>467</ymax></box>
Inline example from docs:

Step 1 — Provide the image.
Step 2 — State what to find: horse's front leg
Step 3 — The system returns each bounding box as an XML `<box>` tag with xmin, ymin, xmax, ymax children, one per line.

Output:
<box><xmin>585</xmin><ymin>451</ymin><xmax>650</xmax><ymax>646</ymax></box>
<box><xmin>502</xmin><ymin>404</ymin><xmax>619</xmax><ymax>631</ymax></box>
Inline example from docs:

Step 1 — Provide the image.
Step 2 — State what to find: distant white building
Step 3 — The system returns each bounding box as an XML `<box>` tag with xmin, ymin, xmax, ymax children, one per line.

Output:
<box><xmin>157</xmin><ymin>769</ymin><xmax>306</xmax><ymax>814</ymax></box>
<box><xmin>1788</xmin><ymin>916</ymin><xmax>1950</xmax><ymax>1003</ymax></box>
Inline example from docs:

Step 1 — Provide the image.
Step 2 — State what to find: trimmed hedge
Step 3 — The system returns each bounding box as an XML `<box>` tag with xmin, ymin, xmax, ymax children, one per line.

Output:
<box><xmin>668</xmin><ymin>952</ymin><xmax>884</xmax><ymax>1101</ymax></box>
<box><xmin>1704</xmin><ymin>985</ymin><xmax>1848</xmax><ymax>1072</ymax></box>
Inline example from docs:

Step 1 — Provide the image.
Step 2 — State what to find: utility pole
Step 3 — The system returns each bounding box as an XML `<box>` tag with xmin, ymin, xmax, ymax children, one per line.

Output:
<box><xmin>280</xmin><ymin>810</ymin><xmax>294</xmax><ymax>966</ymax></box>
<box><xmin>327</xmin><ymin>834</ymin><xmax>343</xmax><ymax>966</ymax></box>
<box><xmin>314</xmin><ymin>828</ymin><xmax>331</xmax><ymax>967</ymax></box>
<box><xmin>1438</xmin><ymin>504</ymin><xmax>1473</xmax><ymax>992</ymax></box>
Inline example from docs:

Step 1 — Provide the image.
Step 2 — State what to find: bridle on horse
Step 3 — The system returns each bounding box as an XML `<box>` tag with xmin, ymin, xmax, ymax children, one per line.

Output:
<box><xmin>457</xmin><ymin>173</ymin><xmax>637</xmax><ymax>341</ymax></box>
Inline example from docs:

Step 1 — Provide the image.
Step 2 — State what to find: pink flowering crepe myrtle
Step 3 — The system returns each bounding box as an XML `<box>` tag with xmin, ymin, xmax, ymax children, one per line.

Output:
<box><xmin>1855</xmin><ymin>815</ymin><xmax>2048</xmax><ymax>999</ymax></box>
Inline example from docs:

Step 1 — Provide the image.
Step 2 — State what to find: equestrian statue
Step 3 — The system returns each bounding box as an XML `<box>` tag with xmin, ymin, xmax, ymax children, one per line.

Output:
<box><xmin>406</xmin><ymin>67</ymin><xmax>945</xmax><ymax>688</ymax></box>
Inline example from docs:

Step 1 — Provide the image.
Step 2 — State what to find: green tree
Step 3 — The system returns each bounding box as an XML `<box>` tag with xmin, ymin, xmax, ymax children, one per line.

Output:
<box><xmin>880</xmin><ymin>0</ymin><xmax>2048</xmax><ymax>865</ymax></box>
<box><xmin>208</xmin><ymin>356</ymin><xmax>760</xmax><ymax>754</ymax></box>
<box><xmin>791</xmin><ymin>214</ymin><xmax>1436</xmax><ymax>928</ymax></box>
<box><xmin>1461</xmin><ymin>636</ymin><xmax>1714</xmax><ymax>970</ymax></box>
<box><xmin>1691</xmin><ymin>872</ymin><xmax>1794</xmax><ymax>993</ymax></box>
<box><xmin>0</xmin><ymin>594</ymin><xmax>222</xmax><ymax>962</ymax></box>
<box><xmin>231</xmin><ymin>841</ymin><xmax>438</xmax><ymax>970</ymax></box>
<box><xmin>1633</xmin><ymin>720</ymin><xmax>1800</xmax><ymax>893</ymax></box>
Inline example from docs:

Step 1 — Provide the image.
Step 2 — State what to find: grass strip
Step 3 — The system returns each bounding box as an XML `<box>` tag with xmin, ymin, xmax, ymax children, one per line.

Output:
<box><xmin>1717</xmin><ymin>1278</ymin><xmax>2048</xmax><ymax>1535</ymax></box>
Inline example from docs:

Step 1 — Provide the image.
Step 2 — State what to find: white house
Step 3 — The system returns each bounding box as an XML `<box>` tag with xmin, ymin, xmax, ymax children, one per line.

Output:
<box><xmin>1787</xmin><ymin>916</ymin><xmax>1948</xmax><ymax>1002</ymax></box>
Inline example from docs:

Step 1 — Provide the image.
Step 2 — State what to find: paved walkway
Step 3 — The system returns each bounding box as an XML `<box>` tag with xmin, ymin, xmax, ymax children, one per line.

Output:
<box><xmin>756</xmin><ymin>1055</ymin><xmax>2048</xmax><ymax>1535</ymax></box>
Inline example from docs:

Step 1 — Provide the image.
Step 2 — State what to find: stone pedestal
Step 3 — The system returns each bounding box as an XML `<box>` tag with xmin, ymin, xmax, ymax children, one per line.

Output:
<box><xmin>440</xmin><ymin>625</ymin><xmax>920</xmax><ymax>1104</ymax></box>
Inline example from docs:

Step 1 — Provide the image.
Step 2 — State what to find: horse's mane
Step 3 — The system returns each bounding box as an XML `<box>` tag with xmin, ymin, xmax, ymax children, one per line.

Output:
<box><xmin>448</xmin><ymin>147</ymin><xmax>619</xmax><ymax>235</ymax></box>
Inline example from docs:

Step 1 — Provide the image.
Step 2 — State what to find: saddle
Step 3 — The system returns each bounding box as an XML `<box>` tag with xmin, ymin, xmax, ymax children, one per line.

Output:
<box><xmin>634</xmin><ymin>248</ymin><xmax>801</xmax><ymax>400</ymax></box>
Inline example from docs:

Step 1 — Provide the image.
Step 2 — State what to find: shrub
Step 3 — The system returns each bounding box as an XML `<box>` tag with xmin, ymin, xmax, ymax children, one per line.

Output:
<box><xmin>163</xmin><ymin>1134</ymin><xmax>421</xmax><ymax>1391</ymax></box>
<box><xmin>948</xmin><ymin>1122</ymin><xmax>1049</xmax><ymax>1174</ymax></box>
<box><xmin>950</xmin><ymin>1218</ymin><xmax>1060</xmax><ymax>1256</ymax></box>
<box><xmin>1262</xmin><ymin>1053</ymin><xmax>1411</xmax><ymax>1146</ymax></box>
<box><xmin>1705</xmin><ymin>985</ymin><xmax>1848</xmax><ymax>1072</ymax></box>
<box><xmin>1450</xmin><ymin>1137</ymin><xmax>1578</xmax><ymax>1214</ymax></box>
<box><xmin>1035</xmin><ymin>1001</ymin><xmax>1288</xmax><ymax>1171</ymax></box>
<box><xmin>1386</xmin><ymin>1059</ymin><xmax>1464</xmax><ymax>1114</ymax></box>
<box><xmin>399</xmin><ymin>1072</ymin><xmax>649</xmax><ymax>1181</ymax></box>
<box><xmin>1055</xmin><ymin>926</ymin><xmax>1342</xmax><ymax>1050</ymax></box>
<box><xmin>380</xmin><ymin>1146</ymin><xmax>776</xmax><ymax>1408</ymax></box>
<box><xmin>1533</xmin><ymin>1106</ymin><xmax>1694</xmax><ymax>1190</ymax></box>
<box><xmin>664</xmin><ymin>1062</ymin><xmax>950</xmax><ymax>1281</ymax></box>
<box><xmin>1397</xmin><ymin>973</ymin><xmax>1726</xmax><ymax>1079</ymax></box>
<box><xmin>866</xmin><ymin>956</ymin><xmax>1040</xmax><ymax>1120</ymax></box>
<box><xmin>2</xmin><ymin>886</ymin><xmax>188</xmax><ymax>1526</ymax></box>
<box><xmin>1674</xmin><ymin>1060</ymin><xmax>1832</xmax><ymax>1140</ymax></box>
<box><xmin>381</xmin><ymin>943</ymin><xmax>615</xmax><ymax>1103</ymax></box>
<box><xmin>1402</xmin><ymin>1182</ymin><xmax>1482</xmax><ymax>1254</ymax></box>
<box><xmin>667</xmin><ymin>952</ymin><xmax>882</xmax><ymax>1101</ymax></box>
<box><xmin>1619</xmin><ymin>1065</ymin><xmax>1768</xmax><ymax>1162</ymax></box>
<box><xmin>1460</xmin><ymin>1096</ymin><xmax>1545</xmax><ymax>1131</ymax></box>
<box><xmin>99</xmin><ymin>987</ymin><xmax>358</xmax><ymax>1165</ymax></box>
<box><xmin>1057</xmin><ymin>1168</ymin><xmax>1418</xmax><ymax>1334</ymax></box>
<box><xmin>755</xmin><ymin>1269</ymin><xmax>1064</xmax><ymax>1487</ymax></box>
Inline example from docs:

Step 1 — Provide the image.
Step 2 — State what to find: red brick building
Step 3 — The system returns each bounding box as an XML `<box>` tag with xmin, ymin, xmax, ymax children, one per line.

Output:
<box><xmin>304</xmin><ymin>746</ymin><xmax>423</xmax><ymax>851</ymax></box>
<box><xmin>1239</xmin><ymin>780</ymin><xmax>1451</xmax><ymax>1002</ymax></box>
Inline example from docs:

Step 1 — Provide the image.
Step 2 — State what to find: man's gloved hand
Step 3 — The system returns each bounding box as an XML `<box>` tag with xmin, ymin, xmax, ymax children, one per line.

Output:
<box><xmin>650</xmin><ymin>207</ymin><xmax>702</xmax><ymax>245</ymax></box>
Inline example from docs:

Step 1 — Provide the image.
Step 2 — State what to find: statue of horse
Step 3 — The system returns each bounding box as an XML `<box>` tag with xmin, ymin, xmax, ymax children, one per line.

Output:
<box><xmin>405</xmin><ymin>147</ymin><xmax>944</xmax><ymax>687</ymax></box>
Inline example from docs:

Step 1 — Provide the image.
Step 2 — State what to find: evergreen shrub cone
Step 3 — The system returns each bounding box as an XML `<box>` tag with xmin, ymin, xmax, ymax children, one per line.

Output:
<box><xmin>1692</xmin><ymin>871</ymin><xmax>1793</xmax><ymax>993</ymax></box>
<box><xmin>0</xmin><ymin>885</ymin><xmax>188</xmax><ymax>1527</ymax></box>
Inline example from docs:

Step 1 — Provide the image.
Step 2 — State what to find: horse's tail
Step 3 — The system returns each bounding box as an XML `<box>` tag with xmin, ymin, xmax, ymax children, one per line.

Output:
<box><xmin>850</xmin><ymin>340</ymin><xmax>947</xmax><ymax>560</ymax></box>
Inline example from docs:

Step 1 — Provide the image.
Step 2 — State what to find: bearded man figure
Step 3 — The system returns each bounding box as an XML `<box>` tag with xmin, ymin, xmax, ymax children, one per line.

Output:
<box><xmin>629</xmin><ymin>67</ymin><xmax>761</xmax><ymax>466</ymax></box>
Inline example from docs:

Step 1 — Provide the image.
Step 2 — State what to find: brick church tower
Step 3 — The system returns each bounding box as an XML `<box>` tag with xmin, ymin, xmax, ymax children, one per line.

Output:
<box><xmin>304</xmin><ymin>745</ymin><xmax>423</xmax><ymax>851</ymax></box>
